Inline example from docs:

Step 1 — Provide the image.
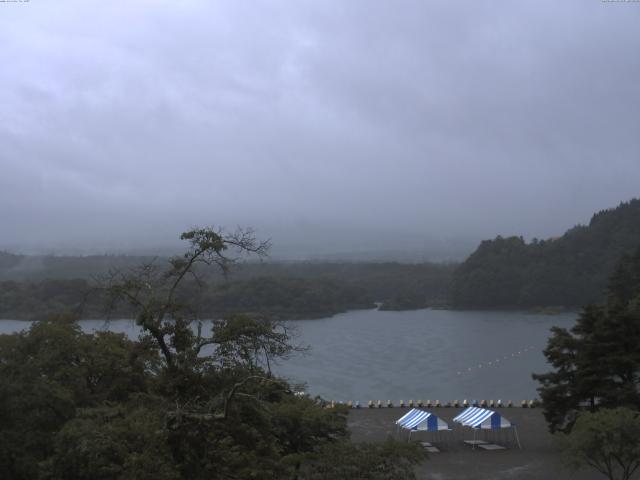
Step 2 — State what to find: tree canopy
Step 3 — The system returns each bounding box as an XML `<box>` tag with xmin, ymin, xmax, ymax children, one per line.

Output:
<box><xmin>533</xmin><ymin>245</ymin><xmax>640</xmax><ymax>432</ymax></box>
<box><xmin>0</xmin><ymin>227</ymin><xmax>425</xmax><ymax>480</ymax></box>
<box><xmin>452</xmin><ymin>199</ymin><xmax>640</xmax><ymax>309</ymax></box>
<box><xmin>556</xmin><ymin>407</ymin><xmax>640</xmax><ymax>480</ymax></box>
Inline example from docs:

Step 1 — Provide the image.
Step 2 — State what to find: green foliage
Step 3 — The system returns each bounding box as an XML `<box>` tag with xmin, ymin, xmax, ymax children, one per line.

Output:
<box><xmin>211</xmin><ymin>314</ymin><xmax>300</xmax><ymax>373</ymax></box>
<box><xmin>533</xmin><ymin>246</ymin><xmax>640</xmax><ymax>432</ymax></box>
<box><xmin>0</xmin><ymin>227</ymin><xmax>455</xmax><ymax>320</ymax></box>
<box><xmin>0</xmin><ymin>311</ymin><xmax>356</xmax><ymax>479</ymax></box>
<box><xmin>1</xmin><ymin>228</ymin><xmax>423</xmax><ymax>480</ymax></box>
<box><xmin>0</xmin><ymin>316</ymin><xmax>155</xmax><ymax>480</ymax></box>
<box><xmin>299</xmin><ymin>438</ymin><xmax>426</xmax><ymax>479</ymax></box>
<box><xmin>0</xmin><ymin>262</ymin><xmax>457</xmax><ymax>320</ymax></box>
<box><xmin>453</xmin><ymin>198</ymin><xmax>640</xmax><ymax>308</ymax></box>
<box><xmin>0</xmin><ymin>279</ymin><xmax>91</xmax><ymax>320</ymax></box>
<box><xmin>199</xmin><ymin>276</ymin><xmax>375</xmax><ymax>319</ymax></box>
<box><xmin>42</xmin><ymin>402</ymin><xmax>180</xmax><ymax>480</ymax></box>
<box><xmin>556</xmin><ymin>407</ymin><xmax>640</xmax><ymax>480</ymax></box>
<box><xmin>271</xmin><ymin>396</ymin><xmax>348</xmax><ymax>459</ymax></box>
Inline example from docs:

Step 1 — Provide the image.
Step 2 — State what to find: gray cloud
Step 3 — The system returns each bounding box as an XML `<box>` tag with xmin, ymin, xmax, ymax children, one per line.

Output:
<box><xmin>1</xmin><ymin>0</ymin><xmax>639</xmax><ymax>257</ymax></box>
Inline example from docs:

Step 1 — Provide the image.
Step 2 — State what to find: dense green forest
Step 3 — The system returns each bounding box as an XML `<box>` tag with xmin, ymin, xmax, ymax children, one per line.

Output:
<box><xmin>0</xmin><ymin>277</ymin><xmax>374</xmax><ymax>321</ymax></box>
<box><xmin>533</xmin><ymin>245</ymin><xmax>640</xmax><ymax>432</ymax></box>
<box><xmin>0</xmin><ymin>316</ymin><xmax>424</xmax><ymax>480</ymax></box>
<box><xmin>452</xmin><ymin>199</ymin><xmax>640</xmax><ymax>309</ymax></box>
<box><xmin>3</xmin><ymin>198</ymin><xmax>640</xmax><ymax>317</ymax></box>
<box><xmin>0</xmin><ymin>228</ymin><xmax>424</xmax><ymax>479</ymax></box>
<box><xmin>0</xmin><ymin>254</ymin><xmax>453</xmax><ymax>320</ymax></box>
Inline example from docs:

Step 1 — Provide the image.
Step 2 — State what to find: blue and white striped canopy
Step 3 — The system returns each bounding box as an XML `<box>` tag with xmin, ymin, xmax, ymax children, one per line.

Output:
<box><xmin>395</xmin><ymin>409</ymin><xmax>449</xmax><ymax>432</ymax></box>
<box><xmin>453</xmin><ymin>407</ymin><xmax>512</xmax><ymax>429</ymax></box>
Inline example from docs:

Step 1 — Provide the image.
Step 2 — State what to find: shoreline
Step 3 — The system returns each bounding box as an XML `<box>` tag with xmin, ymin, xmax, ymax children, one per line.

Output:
<box><xmin>0</xmin><ymin>304</ymin><xmax>580</xmax><ymax>323</ymax></box>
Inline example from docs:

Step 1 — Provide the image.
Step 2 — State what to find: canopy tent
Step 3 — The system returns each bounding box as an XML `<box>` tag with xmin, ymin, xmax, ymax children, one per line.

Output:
<box><xmin>453</xmin><ymin>407</ymin><xmax>521</xmax><ymax>449</ymax></box>
<box><xmin>395</xmin><ymin>409</ymin><xmax>451</xmax><ymax>442</ymax></box>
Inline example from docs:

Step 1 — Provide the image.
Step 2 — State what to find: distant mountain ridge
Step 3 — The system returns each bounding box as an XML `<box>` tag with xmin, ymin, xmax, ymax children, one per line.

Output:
<box><xmin>452</xmin><ymin>198</ymin><xmax>640</xmax><ymax>309</ymax></box>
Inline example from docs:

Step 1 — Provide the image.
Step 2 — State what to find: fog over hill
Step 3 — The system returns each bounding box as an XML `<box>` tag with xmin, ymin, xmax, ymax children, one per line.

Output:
<box><xmin>1</xmin><ymin>231</ymin><xmax>479</xmax><ymax>263</ymax></box>
<box><xmin>1</xmin><ymin>1</ymin><xmax>639</xmax><ymax>258</ymax></box>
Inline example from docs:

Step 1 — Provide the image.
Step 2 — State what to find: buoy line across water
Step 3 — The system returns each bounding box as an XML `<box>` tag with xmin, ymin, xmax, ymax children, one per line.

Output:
<box><xmin>455</xmin><ymin>345</ymin><xmax>537</xmax><ymax>376</ymax></box>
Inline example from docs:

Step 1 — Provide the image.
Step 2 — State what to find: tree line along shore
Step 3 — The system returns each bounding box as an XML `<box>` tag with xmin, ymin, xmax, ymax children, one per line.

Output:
<box><xmin>1</xmin><ymin>198</ymin><xmax>639</xmax><ymax>321</ymax></box>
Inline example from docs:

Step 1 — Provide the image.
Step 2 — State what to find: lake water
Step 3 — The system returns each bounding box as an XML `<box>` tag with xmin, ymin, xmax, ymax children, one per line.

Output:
<box><xmin>0</xmin><ymin>308</ymin><xmax>576</xmax><ymax>403</ymax></box>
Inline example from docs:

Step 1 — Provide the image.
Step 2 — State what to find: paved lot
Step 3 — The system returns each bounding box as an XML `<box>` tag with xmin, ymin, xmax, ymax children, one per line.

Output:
<box><xmin>347</xmin><ymin>407</ymin><xmax>608</xmax><ymax>480</ymax></box>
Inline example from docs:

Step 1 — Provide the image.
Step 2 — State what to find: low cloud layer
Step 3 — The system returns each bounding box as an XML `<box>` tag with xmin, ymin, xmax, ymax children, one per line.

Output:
<box><xmin>1</xmin><ymin>1</ymin><xmax>639</xmax><ymax>257</ymax></box>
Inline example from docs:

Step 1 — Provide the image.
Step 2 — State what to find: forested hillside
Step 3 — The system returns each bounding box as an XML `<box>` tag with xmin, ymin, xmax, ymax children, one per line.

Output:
<box><xmin>0</xmin><ymin>257</ymin><xmax>454</xmax><ymax>320</ymax></box>
<box><xmin>452</xmin><ymin>199</ymin><xmax>640</xmax><ymax>308</ymax></box>
<box><xmin>4</xmin><ymin>198</ymin><xmax>640</xmax><ymax>315</ymax></box>
<box><xmin>0</xmin><ymin>228</ymin><xmax>424</xmax><ymax>479</ymax></box>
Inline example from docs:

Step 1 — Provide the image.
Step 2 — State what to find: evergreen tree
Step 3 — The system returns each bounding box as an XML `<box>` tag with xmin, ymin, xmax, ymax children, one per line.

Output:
<box><xmin>533</xmin><ymin>246</ymin><xmax>640</xmax><ymax>432</ymax></box>
<box><xmin>556</xmin><ymin>407</ymin><xmax>640</xmax><ymax>480</ymax></box>
<box><xmin>453</xmin><ymin>199</ymin><xmax>640</xmax><ymax>308</ymax></box>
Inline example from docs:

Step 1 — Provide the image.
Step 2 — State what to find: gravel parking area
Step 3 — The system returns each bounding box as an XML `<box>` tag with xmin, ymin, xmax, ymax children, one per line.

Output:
<box><xmin>347</xmin><ymin>407</ymin><xmax>606</xmax><ymax>480</ymax></box>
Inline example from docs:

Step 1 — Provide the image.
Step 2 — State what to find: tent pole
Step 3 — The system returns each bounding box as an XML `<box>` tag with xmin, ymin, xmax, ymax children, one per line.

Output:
<box><xmin>514</xmin><ymin>426</ymin><xmax>522</xmax><ymax>450</ymax></box>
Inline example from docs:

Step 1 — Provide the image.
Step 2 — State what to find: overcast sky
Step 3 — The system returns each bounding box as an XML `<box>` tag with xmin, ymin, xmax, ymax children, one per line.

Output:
<box><xmin>1</xmin><ymin>1</ymin><xmax>639</xmax><ymax>258</ymax></box>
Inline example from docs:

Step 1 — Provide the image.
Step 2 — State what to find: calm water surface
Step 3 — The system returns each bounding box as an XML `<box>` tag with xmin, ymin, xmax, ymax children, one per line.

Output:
<box><xmin>0</xmin><ymin>308</ymin><xmax>576</xmax><ymax>402</ymax></box>
<box><xmin>278</xmin><ymin>308</ymin><xmax>576</xmax><ymax>403</ymax></box>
